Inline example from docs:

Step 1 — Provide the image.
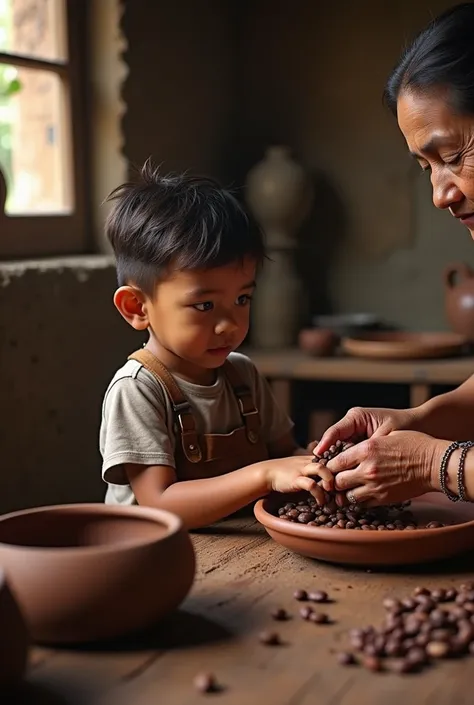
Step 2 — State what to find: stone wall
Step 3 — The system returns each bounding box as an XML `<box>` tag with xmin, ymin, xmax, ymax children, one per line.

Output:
<box><xmin>0</xmin><ymin>257</ymin><xmax>140</xmax><ymax>513</ymax></box>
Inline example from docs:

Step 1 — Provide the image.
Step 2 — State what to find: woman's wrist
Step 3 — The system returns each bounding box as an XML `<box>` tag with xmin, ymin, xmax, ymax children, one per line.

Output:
<box><xmin>405</xmin><ymin>402</ymin><xmax>432</xmax><ymax>433</ymax></box>
<box><xmin>429</xmin><ymin>439</ymin><xmax>468</xmax><ymax>499</ymax></box>
<box><xmin>426</xmin><ymin>439</ymin><xmax>454</xmax><ymax>493</ymax></box>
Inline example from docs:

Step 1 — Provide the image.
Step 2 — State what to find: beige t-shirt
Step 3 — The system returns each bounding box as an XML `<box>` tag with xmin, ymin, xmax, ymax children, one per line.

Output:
<box><xmin>100</xmin><ymin>352</ymin><xmax>293</xmax><ymax>505</ymax></box>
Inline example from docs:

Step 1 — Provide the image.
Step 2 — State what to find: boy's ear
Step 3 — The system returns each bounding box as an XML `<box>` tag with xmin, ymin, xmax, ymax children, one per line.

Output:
<box><xmin>113</xmin><ymin>286</ymin><xmax>149</xmax><ymax>330</ymax></box>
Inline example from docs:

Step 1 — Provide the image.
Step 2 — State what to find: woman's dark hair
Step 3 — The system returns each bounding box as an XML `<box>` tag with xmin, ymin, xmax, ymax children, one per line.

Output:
<box><xmin>105</xmin><ymin>160</ymin><xmax>266</xmax><ymax>296</ymax></box>
<box><xmin>384</xmin><ymin>3</ymin><xmax>474</xmax><ymax>116</ymax></box>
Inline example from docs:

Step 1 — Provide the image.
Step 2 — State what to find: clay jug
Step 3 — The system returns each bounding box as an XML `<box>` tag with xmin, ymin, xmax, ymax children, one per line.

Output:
<box><xmin>444</xmin><ymin>262</ymin><xmax>474</xmax><ymax>340</ymax></box>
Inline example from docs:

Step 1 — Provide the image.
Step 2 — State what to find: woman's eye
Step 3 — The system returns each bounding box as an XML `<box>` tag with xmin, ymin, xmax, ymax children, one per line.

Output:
<box><xmin>445</xmin><ymin>153</ymin><xmax>462</xmax><ymax>166</ymax></box>
<box><xmin>193</xmin><ymin>301</ymin><xmax>214</xmax><ymax>312</ymax></box>
<box><xmin>236</xmin><ymin>294</ymin><xmax>252</xmax><ymax>306</ymax></box>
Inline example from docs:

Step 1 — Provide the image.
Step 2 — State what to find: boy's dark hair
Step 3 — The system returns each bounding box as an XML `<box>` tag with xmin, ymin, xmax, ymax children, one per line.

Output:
<box><xmin>384</xmin><ymin>3</ymin><xmax>474</xmax><ymax>117</ymax></box>
<box><xmin>105</xmin><ymin>160</ymin><xmax>266</xmax><ymax>295</ymax></box>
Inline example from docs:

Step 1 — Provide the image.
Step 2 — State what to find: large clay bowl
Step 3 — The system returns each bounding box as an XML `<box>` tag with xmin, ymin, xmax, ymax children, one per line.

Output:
<box><xmin>0</xmin><ymin>504</ymin><xmax>195</xmax><ymax>644</ymax></box>
<box><xmin>0</xmin><ymin>568</ymin><xmax>29</xmax><ymax>684</ymax></box>
<box><xmin>254</xmin><ymin>492</ymin><xmax>474</xmax><ymax>566</ymax></box>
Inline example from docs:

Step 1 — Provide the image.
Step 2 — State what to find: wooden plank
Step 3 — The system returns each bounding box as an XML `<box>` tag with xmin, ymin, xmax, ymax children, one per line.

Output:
<box><xmin>26</xmin><ymin>515</ymin><xmax>474</xmax><ymax>705</ymax></box>
<box><xmin>0</xmin><ymin>51</ymin><xmax>68</xmax><ymax>75</ymax></box>
<box><xmin>243</xmin><ymin>349</ymin><xmax>474</xmax><ymax>387</ymax></box>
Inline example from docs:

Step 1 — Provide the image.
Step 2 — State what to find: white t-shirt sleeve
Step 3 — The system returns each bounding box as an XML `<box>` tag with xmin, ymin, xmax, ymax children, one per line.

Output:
<box><xmin>100</xmin><ymin>375</ymin><xmax>176</xmax><ymax>486</ymax></box>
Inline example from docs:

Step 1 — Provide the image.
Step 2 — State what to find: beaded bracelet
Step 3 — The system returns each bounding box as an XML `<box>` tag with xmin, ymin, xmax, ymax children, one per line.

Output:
<box><xmin>457</xmin><ymin>441</ymin><xmax>474</xmax><ymax>502</ymax></box>
<box><xmin>439</xmin><ymin>441</ymin><xmax>461</xmax><ymax>502</ymax></box>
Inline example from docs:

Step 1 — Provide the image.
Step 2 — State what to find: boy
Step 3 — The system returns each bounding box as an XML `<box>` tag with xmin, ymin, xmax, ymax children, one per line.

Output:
<box><xmin>100</xmin><ymin>161</ymin><xmax>330</xmax><ymax>529</ymax></box>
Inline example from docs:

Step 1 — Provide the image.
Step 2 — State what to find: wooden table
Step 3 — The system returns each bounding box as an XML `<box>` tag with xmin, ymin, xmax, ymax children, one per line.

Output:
<box><xmin>21</xmin><ymin>513</ymin><xmax>474</xmax><ymax>705</ymax></box>
<box><xmin>244</xmin><ymin>349</ymin><xmax>474</xmax><ymax>439</ymax></box>
<box><xmin>245</xmin><ymin>348</ymin><xmax>474</xmax><ymax>409</ymax></box>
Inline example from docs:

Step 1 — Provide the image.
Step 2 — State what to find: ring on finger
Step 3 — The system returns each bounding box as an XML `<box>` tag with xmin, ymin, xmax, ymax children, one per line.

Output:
<box><xmin>346</xmin><ymin>490</ymin><xmax>357</xmax><ymax>505</ymax></box>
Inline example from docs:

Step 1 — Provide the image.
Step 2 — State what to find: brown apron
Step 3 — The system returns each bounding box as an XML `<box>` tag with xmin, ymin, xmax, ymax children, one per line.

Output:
<box><xmin>128</xmin><ymin>348</ymin><xmax>269</xmax><ymax>480</ymax></box>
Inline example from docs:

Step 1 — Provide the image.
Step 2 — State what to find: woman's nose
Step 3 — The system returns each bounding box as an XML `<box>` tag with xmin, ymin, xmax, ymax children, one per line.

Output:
<box><xmin>432</xmin><ymin>172</ymin><xmax>464</xmax><ymax>210</ymax></box>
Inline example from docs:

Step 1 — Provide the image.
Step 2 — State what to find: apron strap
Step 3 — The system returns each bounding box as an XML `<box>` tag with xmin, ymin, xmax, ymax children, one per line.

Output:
<box><xmin>222</xmin><ymin>359</ymin><xmax>261</xmax><ymax>444</ymax></box>
<box><xmin>128</xmin><ymin>349</ymin><xmax>202</xmax><ymax>463</ymax></box>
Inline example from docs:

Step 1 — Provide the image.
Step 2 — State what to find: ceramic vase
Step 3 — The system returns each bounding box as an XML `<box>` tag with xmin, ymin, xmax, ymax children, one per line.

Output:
<box><xmin>245</xmin><ymin>146</ymin><xmax>313</xmax><ymax>348</ymax></box>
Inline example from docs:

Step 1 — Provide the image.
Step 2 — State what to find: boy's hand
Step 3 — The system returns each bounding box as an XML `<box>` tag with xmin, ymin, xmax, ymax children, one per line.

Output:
<box><xmin>261</xmin><ymin>455</ymin><xmax>333</xmax><ymax>505</ymax></box>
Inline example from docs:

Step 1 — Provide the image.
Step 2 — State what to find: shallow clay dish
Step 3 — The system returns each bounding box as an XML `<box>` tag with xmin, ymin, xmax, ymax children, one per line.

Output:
<box><xmin>0</xmin><ymin>568</ymin><xmax>29</xmax><ymax>684</ymax></box>
<box><xmin>341</xmin><ymin>331</ymin><xmax>467</xmax><ymax>360</ymax></box>
<box><xmin>254</xmin><ymin>492</ymin><xmax>474</xmax><ymax>566</ymax></box>
<box><xmin>0</xmin><ymin>504</ymin><xmax>195</xmax><ymax>644</ymax></box>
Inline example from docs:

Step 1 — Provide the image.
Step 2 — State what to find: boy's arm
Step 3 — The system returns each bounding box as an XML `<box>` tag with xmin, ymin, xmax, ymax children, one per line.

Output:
<box><xmin>126</xmin><ymin>454</ymin><xmax>327</xmax><ymax>530</ymax></box>
<box><xmin>126</xmin><ymin>462</ymin><xmax>268</xmax><ymax>529</ymax></box>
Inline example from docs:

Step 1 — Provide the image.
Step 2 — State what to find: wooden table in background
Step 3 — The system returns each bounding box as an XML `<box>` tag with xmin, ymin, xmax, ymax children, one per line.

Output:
<box><xmin>245</xmin><ymin>349</ymin><xmax>474</xmax><ymax>439</ymax></box>
<box><xmin>22</xmin><ymin>514</ymin><xmax>474</xmax><ymax>705</ymax></box>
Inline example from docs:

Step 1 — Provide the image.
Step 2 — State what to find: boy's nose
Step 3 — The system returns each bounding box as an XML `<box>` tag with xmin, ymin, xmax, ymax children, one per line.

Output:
<box><xmin>215</xmin><ymin>317</ymin><xmax>239</xmax><ymax>336</ymax></box>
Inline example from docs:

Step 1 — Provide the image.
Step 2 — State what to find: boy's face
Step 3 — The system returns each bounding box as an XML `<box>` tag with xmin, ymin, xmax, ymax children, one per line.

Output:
<box><xmin>145</xmin><ymin>258</ymin><xmax>257</xmax><ymax>370</ymax></box>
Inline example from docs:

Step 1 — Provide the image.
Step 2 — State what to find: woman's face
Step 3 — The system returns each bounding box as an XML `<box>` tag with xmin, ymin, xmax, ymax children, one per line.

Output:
<box><xmin>397</xmin><ymin>90</ymin><xmax>474</xmax><ymax>238</ymax></box>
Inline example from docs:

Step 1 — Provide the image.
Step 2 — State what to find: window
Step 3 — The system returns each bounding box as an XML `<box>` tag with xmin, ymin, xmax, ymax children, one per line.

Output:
<box><xmin>0</xmin><ymin>0</ymin><xmax>88</xmax><ymax>258</ymax></box>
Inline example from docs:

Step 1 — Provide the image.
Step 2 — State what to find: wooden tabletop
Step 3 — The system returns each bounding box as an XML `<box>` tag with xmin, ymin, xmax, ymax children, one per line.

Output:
<box><xmin>244</xmin><ymin>348</ymin><xmax>474</xmax><ymax>386</ymax></box>
<box><xmin>19</xmin><ymin>512</ymin><xmax>474</xmax><ymax>705</ymax></box>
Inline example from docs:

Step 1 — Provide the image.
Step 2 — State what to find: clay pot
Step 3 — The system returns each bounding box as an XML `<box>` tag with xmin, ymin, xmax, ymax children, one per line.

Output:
<box><xmin>0</xmin><ymin>568</ymin><xmax>29</xmax><ymax>685</ymax></box>
<box><xmin>444</xmin><ymin>262</ymin><xmax>474</xmax><ymax>341</ymax></box>
<box><xmin>298</xmin><ymin>328</ymin><xmax>338</xmax><ymax>357</ymax></box>
<box><xmin>0</xmin><ymin>504</ymin><xmax>195</xmax><ymax>644</ymax></box>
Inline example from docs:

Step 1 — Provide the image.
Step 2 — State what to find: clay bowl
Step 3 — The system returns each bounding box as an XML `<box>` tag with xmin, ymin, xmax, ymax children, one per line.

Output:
<box><xmin>254</xmin><ymin>492</ymin><xmax>474</xmax><ymax>566</ymax></box>
<box><xmin>0</xmin><ymin>504</ymin><xmax>195</xmax><ymax>644</ymax></box>
<box><xmin>298</xmin><ymin>328</ymin><xmax>339</xmax><ymax>357</ymax></box>
<box><xmin>341</xmin><ymin>331</ymin><xmax>467</xmax><ymax>360</ymax></box>
<box><xmin>0</xmin><ymin>568</ymin><xmax>29</xmax><ymax>685</ymax></box>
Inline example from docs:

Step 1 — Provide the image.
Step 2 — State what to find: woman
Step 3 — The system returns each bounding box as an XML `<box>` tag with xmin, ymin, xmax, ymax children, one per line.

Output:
<box><xmin>316</xmin><ymin>3</ymin><xmax>474</xmax><ymax>506</ymax></box>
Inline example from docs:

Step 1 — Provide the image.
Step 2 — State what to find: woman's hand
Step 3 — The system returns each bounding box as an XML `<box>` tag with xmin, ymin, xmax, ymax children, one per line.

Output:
<box><xmin>325</xmin><ymin>430</ymin><xmax>445</xmax><ymax>506</ymax></box>
<box><xmin>314</xmin><ymin>407</ymin><xmax>417</xmax><ymax>456</ymax></box>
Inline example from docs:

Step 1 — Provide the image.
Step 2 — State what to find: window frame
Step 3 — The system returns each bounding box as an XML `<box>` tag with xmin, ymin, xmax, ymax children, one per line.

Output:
<box><xmin>0</xmin><ymin>0</ymin><xmax>90</xmax><ymax>259</ymax></box>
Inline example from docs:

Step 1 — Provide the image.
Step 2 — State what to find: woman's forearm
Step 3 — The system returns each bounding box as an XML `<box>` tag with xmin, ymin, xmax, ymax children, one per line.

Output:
<box><xmin>411</xmin><ymin>374</ymin><xmax>474</xmax><ymax>441</ymax></box>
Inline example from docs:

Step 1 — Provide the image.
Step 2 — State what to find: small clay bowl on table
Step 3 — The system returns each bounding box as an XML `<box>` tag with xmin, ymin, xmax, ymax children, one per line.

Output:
<box><xmin>298</xmin><ymin>328</ymin><xmax>339</xmax><ymax>357</ymax></box>
<box><xmin>0</xmin><ymin>504</ymin><xmax>195</xmax><ymax>644</ymax></box>
<box><xmin>0</xmin><ymin>568</ymin><xmax>29</xmax><ymax>685</ymax></box>
<box><xmin>254</xmin><ymin>492</ymin><xmax>474</xmax><ymax>566</ymax></box>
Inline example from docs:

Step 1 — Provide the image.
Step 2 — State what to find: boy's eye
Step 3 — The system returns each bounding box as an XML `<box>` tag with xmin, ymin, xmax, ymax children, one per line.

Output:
<box><xmin>193</xmin><ymin>301</ymin><xmax>214</xmax><ymax>312</ymax></box>
<box><xmin>236</xmin><ymin>294</ymin><xmax>253</xmax><ymax>306</ymax></box>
